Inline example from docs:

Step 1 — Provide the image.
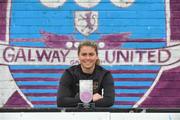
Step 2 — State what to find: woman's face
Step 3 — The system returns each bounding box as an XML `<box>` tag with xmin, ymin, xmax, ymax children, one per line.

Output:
<box><xmin>78</xmin><ymin>46</ymin><xmax>98</xmax><ymax>72</ymax></box>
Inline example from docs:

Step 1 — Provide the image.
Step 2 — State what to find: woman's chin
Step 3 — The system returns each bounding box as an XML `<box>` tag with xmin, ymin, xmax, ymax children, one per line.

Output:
<box><xmin>82</xmin><ymin>64</ymin><xmax>94</xmax><ymax>69</ymax></box>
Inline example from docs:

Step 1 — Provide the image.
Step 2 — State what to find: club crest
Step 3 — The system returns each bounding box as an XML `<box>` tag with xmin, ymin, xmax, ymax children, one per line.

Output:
<box><xmin>75</xmin><ymin>11</ymin><xmax>98</xmax><ymax>36</ymax></box>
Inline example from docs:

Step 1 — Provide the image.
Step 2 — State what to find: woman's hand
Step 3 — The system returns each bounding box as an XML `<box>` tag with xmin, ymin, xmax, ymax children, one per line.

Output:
<box><xmin>93</xmin><ymin>93</ymin><xmax>103</xmax><ymax>102</ymax></box>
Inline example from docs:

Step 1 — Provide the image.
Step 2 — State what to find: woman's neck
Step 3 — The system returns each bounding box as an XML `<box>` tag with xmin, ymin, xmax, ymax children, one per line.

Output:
<box><xmin>81</xmin><ymin>65</ymin><xmax>95</xmax><ymax>74</ymax></box>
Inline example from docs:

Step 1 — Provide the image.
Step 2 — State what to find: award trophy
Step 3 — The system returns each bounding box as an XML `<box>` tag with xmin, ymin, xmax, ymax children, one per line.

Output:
<box><xmin>78</xmin><ymin>80</ymin><xmax>95</xmax><ymax>109</ymax></box>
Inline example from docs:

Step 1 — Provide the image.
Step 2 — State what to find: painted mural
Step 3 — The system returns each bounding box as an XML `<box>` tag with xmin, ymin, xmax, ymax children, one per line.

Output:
<box><xmin>0</xmin><ymin>0</ymin><xmax>180</xmax><ymax>109</ymax></box>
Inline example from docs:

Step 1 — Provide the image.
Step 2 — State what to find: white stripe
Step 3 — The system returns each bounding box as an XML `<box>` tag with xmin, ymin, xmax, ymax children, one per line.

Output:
<box><xmin>0</xmin><ymin>0</ymin><xmax>11</xmax><ymax>44</ymax></box>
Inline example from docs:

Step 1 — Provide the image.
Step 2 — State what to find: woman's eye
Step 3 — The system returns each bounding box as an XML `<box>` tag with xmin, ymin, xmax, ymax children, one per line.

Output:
<box><xmin>89</xmin><ymin>53</ymin><xmax>94</xmax><ymax>56</ymax></box>
<box><xmin>81</xmin><ymin>53</ymin><xmax>87</xmax><ymax>56</ymax></box>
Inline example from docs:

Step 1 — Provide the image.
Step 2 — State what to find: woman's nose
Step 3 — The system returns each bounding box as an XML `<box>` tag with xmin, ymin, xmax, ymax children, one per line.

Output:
<box><xmin>85</xmin><ymin>55</ymin><xmax>91</xmax><ymax>59</ymax></box>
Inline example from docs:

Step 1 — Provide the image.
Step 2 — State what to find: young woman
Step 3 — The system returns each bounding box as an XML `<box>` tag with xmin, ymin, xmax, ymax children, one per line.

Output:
<box><xmin>57</xmin><ymin>41</ymin><xmax>114</xmax><ymax>107</ymax></box>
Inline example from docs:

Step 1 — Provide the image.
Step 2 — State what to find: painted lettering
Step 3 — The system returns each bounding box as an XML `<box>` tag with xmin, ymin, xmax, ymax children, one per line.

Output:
<box><xmin>105</xmin><ymin>51</ymin><xmax>116</xmax><ymax>63</ymax></box>
<box><xmin>60</xmin><ymin>50</ymin><xmax>70</xmax><ymax>62</ymax></box>
<box><xmin>14</xmin><ymin>48</ymin><xmax>26</xmax><ymax>62</ymax></box>
<box><xmin>36</xmin><ymin>50</ymin><xmax>52</xmax><ymax>62</ymax></box>
<box><xmin>158</xmin><ymin>49</ymin><xmax>171</xmax><ymax>63</ymax></box>
<box><xmin>51</xmin><ymin>50</ymin><xmax>60</xmax><ymax>62</ymax></box>
<box><xmin>3</xmin><ymin>47</ymin><xmax>15</xmax><ymax>62</ymax></box>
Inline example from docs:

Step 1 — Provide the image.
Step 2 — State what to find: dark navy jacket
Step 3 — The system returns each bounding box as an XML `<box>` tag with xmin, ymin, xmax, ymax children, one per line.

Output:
<box><xmin>57</xmin><ymin>64</ymin><xmax>114</xmax><ymax>107</ymax></box>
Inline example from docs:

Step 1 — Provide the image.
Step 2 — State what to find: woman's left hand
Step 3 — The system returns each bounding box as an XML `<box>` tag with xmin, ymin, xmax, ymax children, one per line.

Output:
<box><xmin>92</xmin><ymin>93</ymin><xmax>103</xmax><ymax>102</ymax></box>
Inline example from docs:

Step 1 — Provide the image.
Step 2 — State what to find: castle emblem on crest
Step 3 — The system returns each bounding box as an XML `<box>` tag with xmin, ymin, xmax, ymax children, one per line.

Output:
<box><xmin>75</xmin><ymin>11</ymin><xmax>98</xmax><ymax>36</ymax></box>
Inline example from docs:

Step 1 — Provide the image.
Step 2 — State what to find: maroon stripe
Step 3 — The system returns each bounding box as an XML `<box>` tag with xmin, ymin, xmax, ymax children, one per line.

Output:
<box><xmin>0</xmin><ymin>1</ymin><xmax>7</xmax><ymax>41</ymax></box>
<box><xmin>170</xmin><ymin>0</ymin><xmax>180</xmax><ymax>40</ymax></box>
<box><xmin>31</xmin><ymin>101</ymin><xmax>56</xmax><ymax>105</ymax></box>
<box><xmin>155</xmin><ymin>81</ymin><xmax>180</xmax><ymax>89</ymax></box>
<box><xmin>140</xmin><ymin>66</ymin><xmax>180</xmax><ymax>107</ymax></box>
<box><xmin>32</xmin><ymin>101</ymin><xmax>136</xmax><ymax>105</ymax></box>
<box><xmin>115</xmin><ymin>86</ymin><xmax>149</xmax><ymax>89</ymax></box>
<box><xmin>15</xmin><ymin>78</ymin><xmax>154</xmax><ymax>81</ymax></box>
<box><xmin>26</xmin><ymin>93</ymin><xmax>143</xmax><ymax>97</ymax></box>
<box><xmin>19</xmin><ymin>86</ymin><xmax>58</xmax><ymax>89</ymax></box>
<box><xmin>110</xmin><ymin>70</ymin><xmax>158</xmax><ymax>74</ymax></box>
<box><xmin>20</xmin><ymin>86</ymin><xmax>149</xmax><ymax>90</ymax></box>
<box><xmin>140</xmin><ymin>97</ymin><xmax>180</xmax><ymax>104</ymax></box>
<box><xmin>141</xmin><ymin>104</ymin><xmax>180</xmax><ymax>108</ymax></box>
<box><xmin>150</xmin><ymin>89</ymin><xmax>180</xmax><ymax>97</ymax></box>
<box><xmin>15</xmin><ymin>78</ymin><xmax>59</xmax><ymax>81</ymax></box>
<box><xmin>172</xmin><ymin>18</ymin><xmax>180</xmax><ymax>26</ymax></box>
<box><xmin>10</xmin><ymin>69</ymin><xmax>65</xmax><ymax>73</ymax></box>
<box><xmin>11</xmin><ymin>38</ymin><xmax>165</xmax><ymax>42</ymax></box>
<box><xmin>129</xmin><ymin>39</ymin><xmax>165</xmax><ymax>42</ymax></box>
<box><xmin>114</xmin><ymin>101</ymin><xmax>135</xmax><ymax>105</ymax></box>
<box><xmin>11</xmin><ymin>69</ymin><xmax>158</xmax><ymax>74</ymax></box>
<box><xmin>25</xmin><ymin>93</ymin><xmax>57</xmax><ymax>97</ymax></box>
<box><xmin>160</xmin><ymin>74</ymin><xmax>180</xmax><ymax>81</ymax></box>
<box><xmin>115</xmin><ymin>93</ymin><xmax>144</xmax><ymax>97</ymax></box>
<box><xmin>114</xmin><ymin>78</ymin><xmax>154</xmax><ymax>81</ymax></box>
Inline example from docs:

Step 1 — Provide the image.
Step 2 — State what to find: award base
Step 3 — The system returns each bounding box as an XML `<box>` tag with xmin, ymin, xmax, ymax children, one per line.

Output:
<box><xmin>77</xmin><ymin>103</ymin><xmax>95</xmax><ymax>109</ymax></box>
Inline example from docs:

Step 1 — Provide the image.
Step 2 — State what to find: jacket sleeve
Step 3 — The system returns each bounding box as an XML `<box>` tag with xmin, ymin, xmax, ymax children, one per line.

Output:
<box><xmin>94</xmin><ymin>72</ymin><xmax>115</xmax><ymax>107</ymax></box>
<box><xmin>57</xmin><ymin>70</ymin><xmax>81</xmax><ymax>107</ymax></box>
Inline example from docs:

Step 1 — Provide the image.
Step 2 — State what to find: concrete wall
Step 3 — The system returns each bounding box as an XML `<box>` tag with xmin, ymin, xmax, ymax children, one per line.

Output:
<box><xmin>1</xmin><ymin>113</ymin><xmax>180</xmax><ymax>120</ymax></box>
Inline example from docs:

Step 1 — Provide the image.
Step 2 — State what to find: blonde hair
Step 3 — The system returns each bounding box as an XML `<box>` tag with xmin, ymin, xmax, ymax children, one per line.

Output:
<box><xmin>78</xmin><ymin>40</ymin><xmax>100</xmax><ymax>65</ymax></box>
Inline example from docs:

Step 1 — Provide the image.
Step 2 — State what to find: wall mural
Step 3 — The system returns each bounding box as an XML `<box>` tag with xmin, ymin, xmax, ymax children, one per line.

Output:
<box><xmin>0</xmin><ymin>0</ymin><xmax>180</xmax><ymax>109</ymax></box>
